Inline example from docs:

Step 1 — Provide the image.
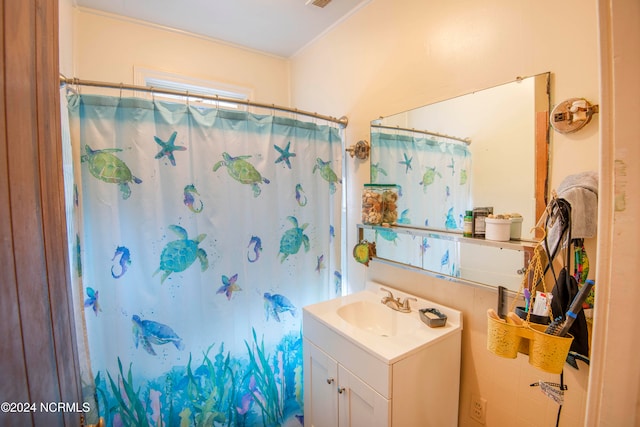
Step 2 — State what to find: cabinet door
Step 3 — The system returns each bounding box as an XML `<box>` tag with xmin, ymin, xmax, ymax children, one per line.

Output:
<box><xmin>304</xmin><ymin>339</ymin><xmax>339</xmax><ymax>427</ymax></box>
<box><xmin>338</xmin><ymin>364</ymin><xmax>390</xmax><ymax>427</ymax></box>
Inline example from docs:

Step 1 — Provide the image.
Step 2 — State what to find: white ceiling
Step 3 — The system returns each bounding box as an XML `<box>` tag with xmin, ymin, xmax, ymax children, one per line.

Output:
<box><xmin>76</xmin><ymin>0</ymin><xmax>369</xmax><ymax>57</ymax></box>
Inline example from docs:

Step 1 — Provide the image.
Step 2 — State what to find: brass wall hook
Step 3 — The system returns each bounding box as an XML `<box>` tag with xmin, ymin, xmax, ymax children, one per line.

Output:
<box><xmin>346</xmin><ymin>139</ymin><xmax>370</xmax><ymax>160</ymax></box>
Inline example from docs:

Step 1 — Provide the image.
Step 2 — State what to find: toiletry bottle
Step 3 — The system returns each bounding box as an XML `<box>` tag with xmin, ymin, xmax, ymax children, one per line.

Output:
<box><xmin>463</xmin><ymin>210</ymin><xmax>473</xmax><ymax>237</ymax></box>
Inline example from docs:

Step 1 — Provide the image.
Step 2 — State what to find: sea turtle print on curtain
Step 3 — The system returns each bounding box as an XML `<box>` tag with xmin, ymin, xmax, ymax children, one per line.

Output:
<box><xmin>66</xmin><ymin>94</ymin><xmax>343</xmax><ymax>426</ymax></box>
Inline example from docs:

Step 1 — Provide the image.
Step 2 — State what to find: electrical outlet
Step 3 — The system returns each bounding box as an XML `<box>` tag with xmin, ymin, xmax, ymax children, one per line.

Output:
<box><xmin>470</xmin><ymin>394</ymin><xmax>487</xmax><ymax>424</ymax></box>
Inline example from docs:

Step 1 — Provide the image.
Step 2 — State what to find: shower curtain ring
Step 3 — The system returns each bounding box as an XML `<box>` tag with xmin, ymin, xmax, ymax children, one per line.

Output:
<box><xmin>119</xmin><ymin>83</ymin><xmax>124</xmax><ymax>99</ymax></box>
<box><xmin>186</xmin><ymin>91</ymin><xmax>190</xmax><ymax>106</ymax></box>
<box><xmin>150</xmin><ymin>86</ymin><xmax>155</xmax><ymax>102</ymax></box>
<box><xmin>216</xmin><ymin>95</ymin><xmax>220</xmax><ymax>110</ymax></box>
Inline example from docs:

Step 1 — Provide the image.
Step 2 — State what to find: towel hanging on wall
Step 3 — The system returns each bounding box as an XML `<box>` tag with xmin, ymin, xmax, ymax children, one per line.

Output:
<box><xmin>546</xmin><ymin>171</ymin><xmax>598</xmax><ymax>257</ymax></box>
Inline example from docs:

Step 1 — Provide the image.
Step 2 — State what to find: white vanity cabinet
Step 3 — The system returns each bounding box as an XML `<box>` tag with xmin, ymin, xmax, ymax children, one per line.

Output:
<box><xmin>304</xmin><ymin>339</ymin><xmax>389</xmax><ymax>427</ymax></box>
<box><xmin>302</xmin><ymin>283</ymin><xmax>463</xmax><ymax>427</ymax></box>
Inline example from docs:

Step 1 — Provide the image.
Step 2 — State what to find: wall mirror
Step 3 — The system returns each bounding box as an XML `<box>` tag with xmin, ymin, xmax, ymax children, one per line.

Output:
<box><xmin>365</xmin><ymin>72</ymin><xmax>550</xmax><ymax>291</ymax></box>
<box><xmin>370</xmin><ymin>72</ymin><xmax>550</xmax><ymax>237</ymax></box>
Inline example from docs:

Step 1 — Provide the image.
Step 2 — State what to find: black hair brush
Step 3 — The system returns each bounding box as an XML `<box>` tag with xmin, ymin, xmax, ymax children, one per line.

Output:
<box><xmin>544</xmin><ymin>280</ymin><xmax>594</xmax><ymax>337</ymax></box>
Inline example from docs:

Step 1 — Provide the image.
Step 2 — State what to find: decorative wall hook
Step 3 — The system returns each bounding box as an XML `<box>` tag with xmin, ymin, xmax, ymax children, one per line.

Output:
<box><xmin>346</xmin><ymin>139</ymin><xmax>370</xmax><ymax>160</ymax></box>
<box><xmin>550</xmin><ymin>98</ymin><xmax>599</xmax><ymax>134</ymax></box>
<box><xmin>353</xmin><ymin>239</ymin><xmax>376</xmax><ymax>266</ymax></box>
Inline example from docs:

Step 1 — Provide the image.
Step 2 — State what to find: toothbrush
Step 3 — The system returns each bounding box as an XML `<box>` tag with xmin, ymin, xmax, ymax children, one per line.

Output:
<box><xmin>524</xmin><ymin>288</ymin><xmax>531</xmax><ymax>312</ymax></box>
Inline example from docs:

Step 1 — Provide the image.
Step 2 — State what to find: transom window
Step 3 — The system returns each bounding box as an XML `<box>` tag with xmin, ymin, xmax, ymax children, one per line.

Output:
<box><xmin>133</xmin><ymin>66</ymin><xmax>252</xmax><ymax>110</ymax></box>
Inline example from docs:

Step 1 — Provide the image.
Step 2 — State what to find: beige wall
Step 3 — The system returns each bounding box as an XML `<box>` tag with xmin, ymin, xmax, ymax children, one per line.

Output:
<box><xmin>290</xmin><ymin>0</ymin><xmax>599</xmax><ymax>425</ymax></box>
<box><xmin>72</xmin><ymin>8</ymin><xmax>290</xmax><ymax>106</ymax></box>
<box><xmin>59</xmin><ymin>0</ymin><xmax>74</xmax><ymax>76</ymax></box>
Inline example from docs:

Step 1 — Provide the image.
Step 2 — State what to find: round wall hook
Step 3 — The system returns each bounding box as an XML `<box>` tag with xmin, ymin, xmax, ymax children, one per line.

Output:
<box><xmin>346</xmin><ymin>139</ymin><xmax>370</xmax><ymax>160</ymax></box>
<box><xmin>550</xmin><ymin>98</ymin><xmax>599</xmax><ymax>134</ymax></box>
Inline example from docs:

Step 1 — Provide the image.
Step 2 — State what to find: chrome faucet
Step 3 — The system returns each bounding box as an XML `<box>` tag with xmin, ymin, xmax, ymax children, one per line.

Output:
<box><xmin>380</xmin><ymin>287</ymin><xmax>417</xmax><ymax>313</ymax></box>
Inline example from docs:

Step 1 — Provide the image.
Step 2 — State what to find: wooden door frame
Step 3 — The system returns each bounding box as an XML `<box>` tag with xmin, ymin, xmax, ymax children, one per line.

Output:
<box><xmin>0</xmin><ymin>1</ymin><xmax>82</xmax><ymax>425</ymax></box>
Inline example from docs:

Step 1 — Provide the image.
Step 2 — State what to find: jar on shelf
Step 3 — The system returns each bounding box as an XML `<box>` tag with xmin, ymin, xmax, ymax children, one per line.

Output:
<box><xmin>361</xmin><ymin>184</ymin><xmax>399</xmax><ymax>225</ymax></box>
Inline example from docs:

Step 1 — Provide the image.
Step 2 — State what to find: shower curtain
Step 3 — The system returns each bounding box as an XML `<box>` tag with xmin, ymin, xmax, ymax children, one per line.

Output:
<box><xmin>64</xmin><ymin>93</ymin><xmax>343</xmax><ymax>426</ymax></box>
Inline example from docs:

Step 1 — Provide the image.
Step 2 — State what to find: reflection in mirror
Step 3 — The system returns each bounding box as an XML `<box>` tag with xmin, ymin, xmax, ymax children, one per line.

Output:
<box><xmin>370</xmin><ymin>73</ymin><xmax>550</xmax><ymax>241</ymax></box>
<box><xmin>359</xmin><ymin>224</ymin><xmax>533</xmax><ymax>291</ymax></box>
<box><xmin>370</xmin><ymin>128</ymin><xmax>472</xmax><ymax>231</ymax></box>
<box><xmin>361</xmin><ymin>228</ymin><xmax>424</xmax><ymax>270</ymax></box>
<box><xmin>365</xmin><ymin>73</ymin><xmax>549</xmax><ymax>290</ymax></box>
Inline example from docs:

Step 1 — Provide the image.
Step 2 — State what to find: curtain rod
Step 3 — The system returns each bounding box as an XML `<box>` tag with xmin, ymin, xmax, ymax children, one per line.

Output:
<box><xmin>59</xmin><ymin>76</ymin><xmax>348</xmax><ymax>128</ymax></box>
<box><xmin>371</xmin><ymin>123</ymin><xmax>471</xmax><ymax>145</ymax></box>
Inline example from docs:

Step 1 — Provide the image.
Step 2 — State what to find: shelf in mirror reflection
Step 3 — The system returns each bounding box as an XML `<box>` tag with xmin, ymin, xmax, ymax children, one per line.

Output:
<box><xmin>357</xmin><ymin>224</ymin><xmax>537</xmax><ymax>292</ymax></box>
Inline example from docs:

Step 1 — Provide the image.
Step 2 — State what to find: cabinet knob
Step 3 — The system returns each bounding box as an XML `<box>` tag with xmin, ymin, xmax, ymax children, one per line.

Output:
<box><xmin>326</xmin><ymin>378</ymin><xmax>334</xmax><ymax>384</ymax></box>
<box><xmin>337</xmin><ymin>387</ymin><xmax>345</xmax><ymax>394</ymax></box>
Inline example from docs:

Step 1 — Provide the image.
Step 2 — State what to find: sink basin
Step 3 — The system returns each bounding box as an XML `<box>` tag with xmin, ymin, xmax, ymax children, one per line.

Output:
<box><xmin>336</xmin><ymin>300</ymin><xmax>421</xmax><ymax>337</ymax></box>
<box><xmin>303</xmin><ymin>281</ymin><xmax>463</xmax><ymax>364</ymax></box>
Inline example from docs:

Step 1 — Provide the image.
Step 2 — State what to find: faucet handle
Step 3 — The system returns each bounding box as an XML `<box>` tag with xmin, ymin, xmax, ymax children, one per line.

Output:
<box><xmin>380</xmin><ymin>287</ymin><xmax>394</xmax><ymax>300</ymax></box>
<box><xmin>401</xmin><ymin>297</ymin><xmax>417</xmax><ymax>310</ymax></box>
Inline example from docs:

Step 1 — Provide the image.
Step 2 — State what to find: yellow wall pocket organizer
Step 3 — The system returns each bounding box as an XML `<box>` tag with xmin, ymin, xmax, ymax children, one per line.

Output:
<box><xmin>486</xmin><ymin>244</ymin><xmax>573</xmax><ymax>374</ymax></box>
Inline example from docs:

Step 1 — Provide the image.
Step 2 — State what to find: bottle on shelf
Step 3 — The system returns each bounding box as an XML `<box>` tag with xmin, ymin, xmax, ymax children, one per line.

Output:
<box><xmin>463</xmin><ymin>210</ymin><xmax>473</xmax><ymax>237</ymax></box>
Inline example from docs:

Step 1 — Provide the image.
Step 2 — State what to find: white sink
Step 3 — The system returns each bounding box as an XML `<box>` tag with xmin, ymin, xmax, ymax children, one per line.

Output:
<box><xmin>336</xmin><ymin>300</ymin><xmax>422</xmax><ymax>337</ymax></box>
<box><xmin>303</xmin><ymin>281</ymin><xmax>462</xmax><ymax>364</ymax></box>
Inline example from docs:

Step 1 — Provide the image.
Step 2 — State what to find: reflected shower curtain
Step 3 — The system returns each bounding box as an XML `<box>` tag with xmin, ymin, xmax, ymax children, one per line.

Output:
<box><xmin>370</xmin><ymin>131</ymin><xmax>472</xmax><ymax>229</ymax></box>
<box><xmin>65</xmin><ymin>94</ymin><xmax>343</xmax><ymax>426</ymax></box>
<box><xmin>370</xmin><ymin>131</ymin><xmax>471</xmax><ymax>276</ymax></box>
